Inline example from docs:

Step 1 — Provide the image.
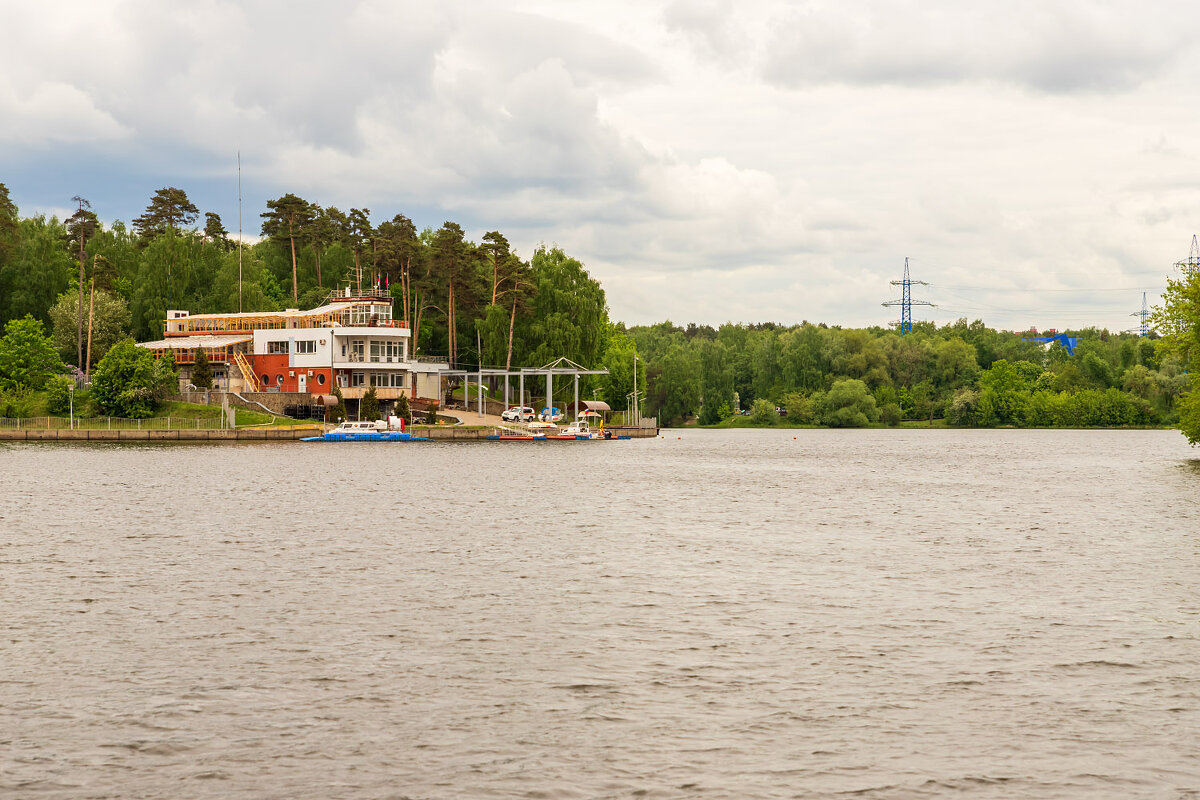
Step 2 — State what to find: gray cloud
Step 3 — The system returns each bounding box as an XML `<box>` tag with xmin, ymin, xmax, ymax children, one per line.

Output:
<box><xmin>760</xmin><ymin>1</ymin><xmax>1182</xmax><ymax>93</ymax></box>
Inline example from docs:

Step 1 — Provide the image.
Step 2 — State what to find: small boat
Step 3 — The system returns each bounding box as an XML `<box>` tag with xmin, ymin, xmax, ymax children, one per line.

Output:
<box><xmin>302</xmin><ymin>417</ymin><xmax>429</xmax><ymax>442</ymax></box>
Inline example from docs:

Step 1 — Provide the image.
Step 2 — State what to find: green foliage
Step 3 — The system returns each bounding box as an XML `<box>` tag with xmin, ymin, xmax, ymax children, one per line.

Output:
<box><xmin>880</xmin><ymin>402</ymin><xmax>902</xmax><ymax>426</ymax></box>
<box><xmin>817</xmin><ymin>378</ymin><xmax>879</xmax><ymax>427</ymax></box>
<box><xmin>48</xmin><ymin>288</ymin><xmax>132</xmax><ymax>368</ymax></box>
<box><xmin>977</xmin><ymin>359</ymin><xmax>1027</xmax><ymax>426</ymax></box>
<box><xmin>0</xmin><ymin>215</ymin><xmax>74</xmax><ymax>327</ymax></box>
<box><xmin>698</xmin><ymin>340</ymin><xmax>734</xmax><ymax>425</ymax></box>
<box><xmin>360</xmin><ymin>385</ymin><xmax>380</xmax><ymax>421</ymax></box>
<box><xmin>45</xmin><ymin>374</ymin><xmax>74</xmax><ymax>414</ymax></box>
<box><xmin>521</xmin><ymin>245</ymin><xmax>609</xmax><ymax>370</ymax></box>
<box><xmin>744</xmin><ymin>398</ymin><xmax>773</xmax><ymax>425</ymax></box>
<box><xmin>0</xmin><ymin>315</ymin><xmax>64</xmax><ymax>390</ymax></box>
<box><xmin>331</xmin><ymin>384</ymin><xmax>347</xmax><ymax>423</ymax></box>
<box><xmin>599</xmin><ymin>329</ymin><xmax>641</xmax><ymax>410</ymax></box>
<box><xmin>393</xmin><ymin>390</ymin><xmax>410</xmax><ymax>421</ymax></box>
<box><xmin>0</xmin><ymin>384</ymin><xmax>37</xmax><ymax>418</ymax></box>
<box><xmin>90</xmin><ymin>339</ymin><xmax>177</xmax><ymax>418</ymax></box>
<box><xmin>134</xmin><ymin>187</ymin><xmax>199</xmax><ymax>239</ymax></box>
<box><xmin>782</xmin><ymin>391</ymin><xmax>815</xmax><ymax>423</ymax></box>
<box><xmin>1178</xmin><ymin>375</ymin><xmax>1200</xmax><ymax>445</ymax></box>
<box><xmin>191</xmin><ymin>348</ymin><xmax>213</xmax><ymax>390</ymax></box>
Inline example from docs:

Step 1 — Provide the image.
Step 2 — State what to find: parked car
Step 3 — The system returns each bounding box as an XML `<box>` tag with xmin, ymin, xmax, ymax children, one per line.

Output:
<box><xmin>502</xmin><ymin>406</ymin><xmax>536</xmax><ymax>422</ymax></box>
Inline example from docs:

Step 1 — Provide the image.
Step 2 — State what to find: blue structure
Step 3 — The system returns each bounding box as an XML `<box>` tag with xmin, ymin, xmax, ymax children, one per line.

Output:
<box><xmin>1175</xmin><ymin>235</ymin><xmax>1200</xmax><ymax>275</ymax></box>
<box><xmin>1130</xmin><ymin>292</ymin><xmax>1151</xmax><ymax>337</ymax></box>
<box><xmin>881</xmin><ymin>257</ymin><xmax>934</xmax><ymax>334</ymax></box>
<box><xmin>1022</xmin><ymin>333</ymin><xmax>1078</xmax><ymax>355</ymax></box>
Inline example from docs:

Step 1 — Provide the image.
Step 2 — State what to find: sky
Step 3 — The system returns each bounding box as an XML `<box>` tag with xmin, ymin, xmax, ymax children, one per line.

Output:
<box><xmin>2</xmin><ymin>0</ymin><xmax>1198</xmax><ymax>332</ymax></box>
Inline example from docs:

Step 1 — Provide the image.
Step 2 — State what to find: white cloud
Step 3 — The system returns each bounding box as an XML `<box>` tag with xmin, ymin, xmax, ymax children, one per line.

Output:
<box><xmin>3</xmin><ymin>0</ymin><xmax>1200</xmax><ymax>333</ymax></box>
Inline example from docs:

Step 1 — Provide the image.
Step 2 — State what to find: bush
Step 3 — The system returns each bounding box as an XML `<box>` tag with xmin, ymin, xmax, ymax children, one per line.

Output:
<box><xmin>91</xmin><ymin>339</ymin><xmax>177</xmax><ymax>418</ymax></box>
<box><xmin>879</xmin><ymin>402</ymin><xmax>901</xmax><ymax>426</ymax></box>
<box><xmin>749</xmin><ymin>398</ymin><xmax>776</xmax><ymax>425</ymax></box>
<box><xmin>817</xmin><ymin>379</ymin><xmax>879</xmax><ymax>428</ymax></box>
<box><xmin>45</xmin><ymin>375</ymin><xmax>74</xmax><ymax>415</ymax></box>
<box><xmin>0</xmin><ymin>315</ymin><xmax>63</xmax><ymax>391</ymax></box>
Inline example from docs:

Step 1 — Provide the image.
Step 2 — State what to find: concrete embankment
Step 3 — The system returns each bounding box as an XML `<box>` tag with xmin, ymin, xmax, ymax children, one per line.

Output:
<box><xmin>0</xmin><ymin>425</ymin><xmax>658</xmax><ymax>442</ymax></box>
<box><xmin>0</xmin><ymin>427</ymin><xmax>321</xmax><ymax>441</ymax></box>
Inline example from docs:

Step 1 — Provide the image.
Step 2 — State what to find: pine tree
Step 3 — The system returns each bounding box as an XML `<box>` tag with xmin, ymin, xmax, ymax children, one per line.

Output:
<box><xmin>191</xmin><ymin>347</ymin><xmax>213</xmax><ymax>389</ymax></box>
<box><xmin>360</xmin><ymin>385</ymin><xmax>380</xmax><ymax>421</ymax></box>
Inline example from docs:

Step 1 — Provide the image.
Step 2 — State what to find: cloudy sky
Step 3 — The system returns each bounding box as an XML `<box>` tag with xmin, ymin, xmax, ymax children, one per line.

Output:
<box><xmin>3</xmin><ymin>0</ymin><xmax>1198</xmax><ymax>332</ymax></box>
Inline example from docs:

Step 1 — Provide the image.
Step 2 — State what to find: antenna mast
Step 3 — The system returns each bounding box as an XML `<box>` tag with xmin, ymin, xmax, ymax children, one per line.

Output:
<box><xmin>238</xmin><ymin>151</ymin><xmax>243</xmax><ymax>313</ymax></box>
<box><xmin>881</xmin><ymin>257</ymin><xmax>934</xmax><ymax>334</ymax></box>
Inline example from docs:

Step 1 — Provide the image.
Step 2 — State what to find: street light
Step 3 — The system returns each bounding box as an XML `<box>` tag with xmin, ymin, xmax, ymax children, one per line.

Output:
<box><xmin>68</xmin><ymin>383</ymin><xmax>74</xmax><ymax>430</ymax></box>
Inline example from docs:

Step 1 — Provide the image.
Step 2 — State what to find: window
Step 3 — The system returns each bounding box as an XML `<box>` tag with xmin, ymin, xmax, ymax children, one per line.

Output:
<box><xmin>370</xmin><ymin>341</ymin><xmax>383</xmax><ymax>362</ymax></box>
<box><xmin>351</xmin><ymin>340</ymin><xmax>364</xmax><ymax>362</ymax></box>
<box><xmin>351</xmin><ymin>372</ymin><xmax>365</xmax><ymax>387</ymax></box>
<box><xmin>371</xmin><ymin>373</ymin><xmax>387</xmax><ymax>387</ymax></box>
<box><xmin>276</xmin><ymin>374</ymin><xmax>285</xmax><ymax>385</ymax></box>
<box><xmin>390</xmin><ymin>372</ymin><xmax>408</xmax><ymax>388</ymax></box>
<box><xmin>295</xmin><ymin>340</ymin><xmax>316</xmax><ymax>354</ymax></box>
<box><xmin>316</xmin><ymin>373</ymin><xmax>326</xmax><ymax>385</ymax></box>
<box><xmin>261</xmin><ymin>374</ymin><xmax>270</xmax><ymax>386</ymax></box>
<box><xmin>267</xmin><ymin>340</ymin><xmax>289</xmax><ymax>355</ymax></box>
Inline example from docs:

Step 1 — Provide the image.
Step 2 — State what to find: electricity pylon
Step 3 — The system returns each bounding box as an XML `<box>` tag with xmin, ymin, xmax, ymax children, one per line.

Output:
<box><xmin>882</xmin><ymin>257</ymin><xmax>934</xmax><ymax>334</ymax></box>
<box><xmin>1175</xmin><ymin>235</ymin><xmax>1200</xmax><ymax>275</ymax></box>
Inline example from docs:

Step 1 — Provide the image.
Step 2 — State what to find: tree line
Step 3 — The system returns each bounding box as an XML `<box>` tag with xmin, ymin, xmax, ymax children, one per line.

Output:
<box><xmin>0</xmin><ymin>181</ymin><xmax>614</xmax><ymax>373</ymax></box>
<box><xmin>627</xmin><ymin>316</ymin><xmax>1193</xmax><ymax>430</ymax></box>
<box><xmin>2</xmin><ymin>179</ymin><xmax>1198</xmax><ymax>435</ymax></box>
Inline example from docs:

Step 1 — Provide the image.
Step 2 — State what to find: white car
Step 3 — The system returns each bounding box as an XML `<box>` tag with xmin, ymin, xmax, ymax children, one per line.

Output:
<box><xmin>502</xmin><ymin>406</ymin><xmax>536</xmax><ymax>422</ymax></box>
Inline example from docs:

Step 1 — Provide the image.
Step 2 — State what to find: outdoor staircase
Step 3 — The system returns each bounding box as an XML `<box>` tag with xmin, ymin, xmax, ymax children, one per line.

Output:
<box><xmin>233</xmin><ymin>352</ymin><xmax>260</xmax><ymax>393</ymax></box>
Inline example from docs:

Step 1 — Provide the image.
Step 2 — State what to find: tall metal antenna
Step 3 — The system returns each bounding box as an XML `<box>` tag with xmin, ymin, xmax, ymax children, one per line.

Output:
<box><xmin>238</xmin><ymin>150</ymin><xmax>243</xmax><ymax>313</ymax></box>
<box><xmin>881</xmin><ymin>257</ymin><xmax>934</xmax><ymax>334</ymax></box>
<box><xmin>1130</xmin><ymin>291</ymin><xmax>1151</xmax><ymax>336</ymax></box>
<box><xmin>1175</xmin><ymin>234</ymin><xmax>1200</xmax><ymax>275</ymax></box>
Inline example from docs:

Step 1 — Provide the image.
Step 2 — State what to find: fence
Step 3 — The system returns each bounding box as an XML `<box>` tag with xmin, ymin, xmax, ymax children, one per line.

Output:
<box><xmin>0</xmin><ymin>416</ymin><xmax>230</xmax><ymax>431</ymax></box>
<box><xmin>608</xmin><ymin>411</ymin><xmax>658</xmax><ymax>428</ymax></box>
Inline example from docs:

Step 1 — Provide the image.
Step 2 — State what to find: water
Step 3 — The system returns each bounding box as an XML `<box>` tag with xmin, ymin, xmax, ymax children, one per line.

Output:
<box><xmin>2</xmin><ymin>429</ymin><xmax>1199</xmax><ymax>799</ymax></box>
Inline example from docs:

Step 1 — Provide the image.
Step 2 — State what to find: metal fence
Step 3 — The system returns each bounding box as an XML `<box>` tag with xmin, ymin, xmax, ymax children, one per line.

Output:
<box><xmin>0</xmin><ymin>416</ymin><xmax>229</xmax><ymax>430</ymax></box>
<box><xmin>608</xmin><ymin>411</ymin><xmax>658</xmax><ymax>428</ymax></box>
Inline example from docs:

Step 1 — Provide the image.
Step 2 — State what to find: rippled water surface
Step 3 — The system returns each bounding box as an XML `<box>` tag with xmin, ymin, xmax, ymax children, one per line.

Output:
<box><xmin>3</xmin><ymin>429</ymin><xmax>1200</xmax><ymax>799</ymax></box>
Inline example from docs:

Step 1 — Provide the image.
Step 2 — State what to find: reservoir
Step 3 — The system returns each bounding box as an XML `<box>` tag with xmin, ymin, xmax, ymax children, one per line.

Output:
<box><xmin>3</xmin><ymin>430</ymin><xmax>1199</xmax><ymax>798</ymax></box>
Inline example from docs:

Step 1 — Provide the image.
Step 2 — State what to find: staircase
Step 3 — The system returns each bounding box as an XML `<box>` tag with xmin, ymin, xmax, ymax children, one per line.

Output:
<box><xmin>233</xmin><ymin>352</ymin><xmax>260</xmax><ymax>393</ymax></box>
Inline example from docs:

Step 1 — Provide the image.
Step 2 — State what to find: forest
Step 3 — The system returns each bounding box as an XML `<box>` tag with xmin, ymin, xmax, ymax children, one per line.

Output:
<box><xmin>1</xmin><ymin>180</ymin><xmax>1198</xmax><ymax>437</ymax></box>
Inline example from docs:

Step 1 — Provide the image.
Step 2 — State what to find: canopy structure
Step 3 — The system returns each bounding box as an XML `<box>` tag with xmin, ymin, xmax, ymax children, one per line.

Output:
<box><xmin>442</xmin><ymin>357</ymin><xmax>609</xmax><ymax>418</ymax></box>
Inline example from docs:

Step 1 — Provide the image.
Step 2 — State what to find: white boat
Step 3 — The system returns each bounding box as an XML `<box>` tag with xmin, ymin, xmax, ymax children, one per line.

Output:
<box><xmin>302</xmin><ymin>416</ymin><xmax>428</xmax><ymax>442</ymax></box>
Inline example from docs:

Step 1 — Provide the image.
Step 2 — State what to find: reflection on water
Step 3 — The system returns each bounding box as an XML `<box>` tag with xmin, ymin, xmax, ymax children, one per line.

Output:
<box><xmin>2</xmin><ymin>430</ymin><xmax>1199</xmax><ymax>799</ymax></box>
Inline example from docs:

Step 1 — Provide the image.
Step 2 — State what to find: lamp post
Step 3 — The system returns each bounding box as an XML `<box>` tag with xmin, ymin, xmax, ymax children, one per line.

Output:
<box><xmin>68</xmin><ymin>383</ymin><xmax>74</xmax><ymax>430</ymax></box>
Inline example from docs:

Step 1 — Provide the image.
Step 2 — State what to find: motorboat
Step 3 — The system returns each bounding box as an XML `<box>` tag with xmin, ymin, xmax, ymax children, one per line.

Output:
<box><xmin>301</xmin><ymin>416</ymin><xmax>429</xmax><ymax>442</ymax></box>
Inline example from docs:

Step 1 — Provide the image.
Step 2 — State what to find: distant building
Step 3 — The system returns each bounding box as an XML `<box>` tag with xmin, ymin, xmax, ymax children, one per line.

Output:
<box><xmin>137</xmin><ymin>288</ymin><xmax>447</xmax><ymax>407</ymax></box>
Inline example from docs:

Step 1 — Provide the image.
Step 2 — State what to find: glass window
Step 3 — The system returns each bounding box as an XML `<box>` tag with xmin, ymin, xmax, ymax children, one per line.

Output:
<box><xmin>351</xmin><ymin>372</ymin><xmax>365</xmax><ymax>387</ymax></box>
<box><xmin>317</xmin><ymin>373</ymin><xmax>326</xmax><ymax>385</ymax></box>
<box><xmin>295</xmin><ymin>340</ymin><xmax>316</xmax><ymax>354</ymax></box>
<box><xmin>370</xmin><ymin>341</ymin><xmax>383</xmax><ymax>362</ymax></box>
<box><xmin>276</xmin><ymin>374</ymin><xmax>285</xmax><ymax>385</ymax></box>
<box><xmin>267</xmin><ymin>340</ymin><xmax>288</xmax><ymax>354</ymax></box>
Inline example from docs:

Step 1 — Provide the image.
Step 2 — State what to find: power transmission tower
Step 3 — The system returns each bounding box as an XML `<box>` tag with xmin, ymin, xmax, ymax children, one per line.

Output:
<box><xmin>881</xmin><ymin>257</ymin><xmax>934</xmax><ymax>334</ymax></box>
<box><xmin>1129</xmin><ymin>291</ymin><xmax>1151</xmax><ymax>336</ymax></box>
<box><xmin>1175</xmin><ymin>234</ymin><xmax>1200</xmax><ymax>275</ymax></box>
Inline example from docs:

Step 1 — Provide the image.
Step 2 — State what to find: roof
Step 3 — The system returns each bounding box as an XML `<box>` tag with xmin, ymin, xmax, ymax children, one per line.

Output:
<box><xmin>580</xmin><ymin>400</ymin><xmax>611</xmax><ymax>412</ymax></box>
<box><xmin>174</xmin><ymin>299</ymin><xmax>387</xmax><ymax>322</ymax></box>
<box><xmin>137</xmin><ymin>334</ymin><xmax>252</xmax><ymax>349</ymax></box>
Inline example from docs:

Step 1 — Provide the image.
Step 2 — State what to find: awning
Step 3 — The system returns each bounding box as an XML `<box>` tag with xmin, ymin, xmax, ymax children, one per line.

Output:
<box><xmin>137</xmin><ymin>334</ymin><xmax>252</xmax><ymax>349</ymax></box>
<box><xmin>580</xmin><ymin>400</ymin><xmax>611</xmax><ymax>412</ymax></box>
<box><xmin>312</xmin><ymin>394</ymin><xmax>340</xmax><ymax>406</ymax></box>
